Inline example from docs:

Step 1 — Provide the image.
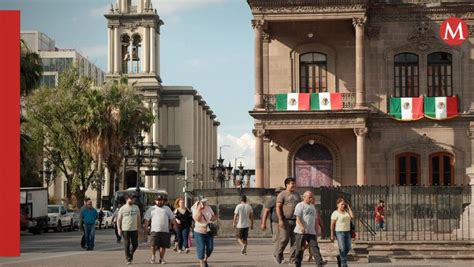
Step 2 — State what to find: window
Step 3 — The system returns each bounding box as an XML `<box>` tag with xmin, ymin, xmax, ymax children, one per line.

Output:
<box><xmin>394</xmin><ymin>53</ymin><xmax>419</xmax><ymax>97</ymax></box>
<box><xmin>300</xmin><ymin>52</ymin><xmax>327</xmax><ymax>93</ymax></box>
<box><xmin>396</xmin><ymin>153</ymin><xmax>420</xmax><ymax>185</ymax></box>
<box><xmin>428</xmin><ymin>52</ymin><xmax>452</xmax><ymax>97</ymax></box>
<box><xmin>430</xmin><ymin>152</ymin><xmax>454</xmax><ymax>186</ymax></box>
<box><xmin>40</xmin><ymin>74</ymin><xmax>56</xmax><ymax>88</ymax></box>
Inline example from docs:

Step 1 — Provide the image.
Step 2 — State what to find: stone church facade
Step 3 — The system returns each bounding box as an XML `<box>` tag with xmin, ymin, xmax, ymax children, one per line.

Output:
<box><xmin>248</xmin><ymin>0</ymin><xmax>474</xmax><ymax>188</ymax></box>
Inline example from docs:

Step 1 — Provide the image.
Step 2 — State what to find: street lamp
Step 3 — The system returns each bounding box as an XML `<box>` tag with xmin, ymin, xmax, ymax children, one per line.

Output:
<box><xmin>209</xmin><ymin>153</ymin><xmax>233</xmax><ymax>189</ymax></box>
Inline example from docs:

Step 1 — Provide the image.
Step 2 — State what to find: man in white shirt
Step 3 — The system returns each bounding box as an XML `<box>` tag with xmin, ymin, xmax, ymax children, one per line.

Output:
<box><xmin>294</xmin><ymin>191</ymin><xmax>327</xmax><ymax>267</ymax></box>
<box><xmin>233</xmin><ymin>195</ymin><xmax>254</xmax><ymax>255</ymax></box>
<box><xmin>144</xmin><ymin>195</ymin><xmax>176</xmax><ymax>264</ymax></box>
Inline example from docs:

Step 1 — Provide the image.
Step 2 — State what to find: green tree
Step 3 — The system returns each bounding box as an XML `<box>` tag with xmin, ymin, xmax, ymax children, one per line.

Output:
<box><xmin>20</xmin><ymin>39</ymin><xmax>43</xmax><ymax>187</ymax></box>
<box><xmin>25</xmin><ymin>68</ymin><xmax>96</xmax><ymax>206</ymax></box>
<box><xmin>79</xmin><ymin>77</ymin><xmax>154</xmax><ymax>208</ymax></box>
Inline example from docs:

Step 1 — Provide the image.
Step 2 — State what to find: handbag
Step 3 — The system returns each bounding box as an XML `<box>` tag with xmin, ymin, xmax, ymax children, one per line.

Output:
<box><xmin>203</xmin><ymin>214</ymin><xmax>219</xmax><ymax>236</ymax></box>
<box><xmin>350</xmin><ymin>220</ymin><xmax>356</xmax><ymax>239</ymax></box>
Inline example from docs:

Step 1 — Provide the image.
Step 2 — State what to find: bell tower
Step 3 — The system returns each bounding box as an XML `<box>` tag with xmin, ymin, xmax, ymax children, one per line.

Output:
<box><xmin>105</xmin><ymin>0</ymin><xmax>163</xmax><ymax>89</ymax></box>
<box><xmin>104</xmin><ymin>0</ymin><xmax>162</xmax><ymax>193</ymax></box>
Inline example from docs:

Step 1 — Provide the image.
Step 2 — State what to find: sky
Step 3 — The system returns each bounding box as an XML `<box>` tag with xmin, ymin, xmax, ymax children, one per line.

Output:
<box><xmin>3</xmin><ymin>0</ymin><xmax>256</xmax><ymax>169</ymax></box>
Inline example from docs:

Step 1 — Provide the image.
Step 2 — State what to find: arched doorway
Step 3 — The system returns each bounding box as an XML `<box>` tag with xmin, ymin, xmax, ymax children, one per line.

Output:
<box><xmin>125</xmin><ymin>170</ymin><xmax>138</xmax><ymax>189</ymax></box>
<box><xmin>294</xmin><ymin>143</ymin><xmax>333</xmax><ymax>187</ymax></box>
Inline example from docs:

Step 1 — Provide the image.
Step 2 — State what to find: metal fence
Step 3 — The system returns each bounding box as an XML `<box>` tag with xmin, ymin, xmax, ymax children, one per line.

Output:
<box><xmin>316</xmin><ymin>185</ymin><xmax>473</xmax><ymax>241</ymax></box>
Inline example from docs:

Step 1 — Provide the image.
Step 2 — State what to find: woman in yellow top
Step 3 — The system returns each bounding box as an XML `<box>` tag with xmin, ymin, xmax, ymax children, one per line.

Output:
<box><xmin>330</xmin><ymin>198</ymin><xmax>354</xmax><ymax>267</ymax></box>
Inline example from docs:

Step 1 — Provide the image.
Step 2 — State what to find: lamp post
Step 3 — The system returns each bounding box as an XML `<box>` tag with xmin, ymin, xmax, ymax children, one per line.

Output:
<box><xmin>209</xmin><ymin>153</ymin><xmax>233</xmax><ymax>189</ymax></box>
<box><xmin>184</xmin><ymin>157</ymin><xmax>194</xmax><ymax>208</ymax></box>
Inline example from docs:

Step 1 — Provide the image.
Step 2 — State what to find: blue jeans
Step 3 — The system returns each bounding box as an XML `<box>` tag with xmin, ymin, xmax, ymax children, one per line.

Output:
<box><xmin>177</xmin><ymin>227</ymin><xmax>190</xmax><ymax>250</ymax></box>
<box><xmin>194</xmin><ymin>231</ymin><xmax>214</xmax><ymax>260</ymax></box>
<box><xmin>376</xmin><ymin>220</ymin><xmax>385</xmax><ymax>231</ymax></box>
<box><xmin>335</xmin><ymin>231</ymin><xmax>351</xmax><ymax>265</ymax></box>
<box><xmin>84</xmin><ymin>224</ymin><xmax>96</xmax><ymax>249</ymax></box>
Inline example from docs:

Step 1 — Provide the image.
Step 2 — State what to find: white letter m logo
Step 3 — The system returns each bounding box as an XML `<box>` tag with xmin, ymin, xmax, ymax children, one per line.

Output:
<box><xmin>444</xmin><ymin>22</ymin><xmax>465</xmax><ymax>40</ymax></box>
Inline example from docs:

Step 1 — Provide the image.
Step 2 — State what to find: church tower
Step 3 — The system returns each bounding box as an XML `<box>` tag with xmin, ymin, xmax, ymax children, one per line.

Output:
<box><xmin>104</xmin><ymin>0</ymin><xmax>162</xmax><ymax>191</ymax></box>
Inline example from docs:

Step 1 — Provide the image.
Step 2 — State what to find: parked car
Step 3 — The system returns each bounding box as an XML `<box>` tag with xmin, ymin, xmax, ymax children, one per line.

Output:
<box><xmin>95</xmin><ymin>210</ymin><xmax>113</xmax><ymax>229</ymax></box>
<box><xmin>70</xmin><ymin>210</ymin><xmax>81</xmax><ymax>230</ymax></box>
<box><xmin>46</xmin><ymin>205</ymin><xmax>74</xmax><ymax>232</ymax></box>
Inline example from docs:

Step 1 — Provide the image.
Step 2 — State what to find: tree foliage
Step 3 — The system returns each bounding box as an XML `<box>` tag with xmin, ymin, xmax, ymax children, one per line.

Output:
<box><xmin>25</xmin><ymin>68</ymin><xmax>154</xmax><ymax>207</ymax></box>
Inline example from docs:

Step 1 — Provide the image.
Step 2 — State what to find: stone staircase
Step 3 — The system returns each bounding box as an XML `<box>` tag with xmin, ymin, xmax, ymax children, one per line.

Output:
<box><xmin>361</xmin><ymin>241</ymin><xmax>474</xmax><ymax>263</ymax></box>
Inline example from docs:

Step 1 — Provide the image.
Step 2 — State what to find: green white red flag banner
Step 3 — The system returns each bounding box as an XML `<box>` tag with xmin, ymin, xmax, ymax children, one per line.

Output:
<box><xmin>424</xmin><ymin>96</ymin><xmax>458</xmax><ymax>120</ymax></box>
<box><xmin>275</xmin><ymin>93</ymin><xmax>342</xmax><ymax>111</ymax></box>
<box><xmin>389</xmin><ymin>97</ymin><xmax>424</xmax><ymax>121</ymax></box>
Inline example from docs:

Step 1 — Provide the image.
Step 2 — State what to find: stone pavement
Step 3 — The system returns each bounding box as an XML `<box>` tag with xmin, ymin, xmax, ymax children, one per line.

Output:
<box><xmin>2</xmin><ymin>236</ymin><xmax>474</xmax><ymax>267</ymax></box>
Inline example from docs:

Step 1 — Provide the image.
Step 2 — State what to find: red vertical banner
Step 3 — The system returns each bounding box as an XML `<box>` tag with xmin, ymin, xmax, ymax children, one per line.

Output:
<box><xmin>0</xmin><ymin>11</ymin><xmax>20</xmax><ymax>256</ymax></box>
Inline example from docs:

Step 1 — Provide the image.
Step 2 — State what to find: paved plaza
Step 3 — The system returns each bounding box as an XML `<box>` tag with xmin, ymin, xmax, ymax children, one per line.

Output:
<box><xmin>1</xmin><ymin>229</ymin><xmax>473</xmax><ymax>267</ymax></box>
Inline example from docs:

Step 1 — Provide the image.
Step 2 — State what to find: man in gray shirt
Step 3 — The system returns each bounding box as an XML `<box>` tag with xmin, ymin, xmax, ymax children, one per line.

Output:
<box><xmin>294</xmin><ymin>191</ymin><xmax>327</xmax><ymax>267</ymax></box>
<box><xmin>274</xmin><ymin>177</ymin><xmax>301</xmax><ymax>264</ymax></box>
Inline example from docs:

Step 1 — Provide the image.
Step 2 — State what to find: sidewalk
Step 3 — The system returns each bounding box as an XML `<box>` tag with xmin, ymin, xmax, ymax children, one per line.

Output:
<box><xmin>3</xmin><ymin>237</ymin><xmax>474</xmax><ymax>267</ymax></box>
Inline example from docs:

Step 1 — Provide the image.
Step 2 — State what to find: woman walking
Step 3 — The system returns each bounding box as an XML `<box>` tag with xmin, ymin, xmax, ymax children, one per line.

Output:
<box><xmin>174</xmin><ymin>197</ymin><xmax>193</xmax><ymax>254</ymax></box>
<box><xmin>330</xmin><ymin>198</ymin><xmax>354</xmax><ymax>267</ymax></box>
<box><xmin>192</xmin><ymin>197</ymin><xmax>217</xmax><ymax>267</ymax></box>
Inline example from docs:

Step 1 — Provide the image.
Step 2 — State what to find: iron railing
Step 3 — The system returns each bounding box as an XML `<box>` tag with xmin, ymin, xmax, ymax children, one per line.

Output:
<box><xmin>263</xmin><ymin>93</ymin><xmax>355</xmax><ymax>111</ymax></box>
<box><xmin>317</xmin><ymin>185</ymin><xmax>473</xmax><ymax>241</ymax></box>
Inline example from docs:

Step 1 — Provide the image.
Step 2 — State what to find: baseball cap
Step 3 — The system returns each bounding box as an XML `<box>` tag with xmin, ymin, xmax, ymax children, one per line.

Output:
<box><xmin>156</xmin><ymin>195</ymin><xmax>166</xmax><ymax>200</ymax></box>
<box><xmin>198</xmin><ymin>196</ymin><xmax>208</xmax><ymax>203</ymax></box>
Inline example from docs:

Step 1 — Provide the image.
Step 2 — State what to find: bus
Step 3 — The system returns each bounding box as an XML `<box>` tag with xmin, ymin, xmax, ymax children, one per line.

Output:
<box><xmin>113</xmin><ymin>187</ymin><xmax>168</xmax><ymax>214</ymax></box>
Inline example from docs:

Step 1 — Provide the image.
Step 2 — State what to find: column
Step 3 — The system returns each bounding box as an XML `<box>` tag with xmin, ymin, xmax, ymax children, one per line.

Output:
<box><xmin>353</xmin><ymin>17</ymin><xmax>366</xmax><ymax>108</ymax></box>
<box><xmin>150</xmin><ymin>26</ymin><xmax>156</xmax><ymax>74</ymax></box>
<box><xmin>262</xmin><ymin>31</ymin><xmax>270</xmax><ymax>95</ymax></box>
<box><xmin>253</xmin><ymin>129</ymin><xmax>265</xmax><ymax>188</ymax></box>
<box><xmin>354</xmin><ymin>128</ymin><xmax>368</xmax><ymax>185</ymax></box>
<box><xmin>138</xmin><ymin>0</ymin><xmax>143</xmax><ymax>13</ymax></box>
<box><xmin>113</xmin><ymin>26</ymin><xmax>120</xmax><ymax>74</ymax></box>
<box><xmin>253</xmin><ymin>20</ymin><xmax>264</xmax><ymax>109</ymax></box>
<box><xmin>108</xmin><ymin>26</ymin><xmax>114</xmax><ymax>73</ymax></box>
<box><xmin>143</xmin><ymin>26</ymin><xmax>149</xmax><ymax>73</ymax></box>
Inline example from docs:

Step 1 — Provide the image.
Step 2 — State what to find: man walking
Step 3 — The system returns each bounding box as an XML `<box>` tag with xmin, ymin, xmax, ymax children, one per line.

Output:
<box><xmin>98</xmin><ymin>208</ymin><xmax>104</xmax><ymax>230</ymax></box>
<box><xmin>118</xmin><ymin>194</ymin><xmax>141</xmax><ymax>265</ymax></box>
<box><xmin>294</xmin><ymin>191</ymin><xmax>327</xmax><ymax>267</ymax></box>
<box><xmin>261</xmin><ymin>186</ymin><xmax>285</xmax><ymax>257</ymax></box>
<box><xmin>144</xmin><ymin>195</ymin><xmax>176</xmax><ymax>264</ymax></box>
<box><xmin>275</xmin><ymin>177</ymin><xmax>301</xmax><ymax>264</ymax></box>
<box><xmin>233</xmin><ymin>195</ymin><xmax>254</xmax><ymax>255</ymax></box>
<box><xmin>80</xmin><ymin>198</ymin><xmax>98</xmax><ymax>251</ymax></box>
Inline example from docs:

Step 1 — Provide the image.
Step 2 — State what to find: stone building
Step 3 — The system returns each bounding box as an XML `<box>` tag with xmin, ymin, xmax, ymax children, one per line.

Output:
<box><xmin>247</xmin><ymin>0</ymin><xmax>474</xmax><ymax>188</ymax></box>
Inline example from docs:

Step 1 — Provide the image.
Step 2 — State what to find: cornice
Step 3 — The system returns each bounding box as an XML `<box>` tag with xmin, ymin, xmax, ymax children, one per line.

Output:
<box><xmin>369</xmin><ymin>5</ymin><xmax>474</xmax><ymax>22</ymax></box>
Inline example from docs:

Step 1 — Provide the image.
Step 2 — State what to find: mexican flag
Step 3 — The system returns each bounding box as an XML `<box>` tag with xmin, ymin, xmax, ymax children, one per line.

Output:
<box><xmin>389</xmin><ymin>97</ymin><xmax>424</xmax><ymax>121</ymax></box>
<box><xmin>275</xmin><ymin>93</ymin><xmax>310</xmax><ymax>111</ymax></box>
<box><xmin>424</xmin><ymin>96</ymin><xmax>458</xmax><ymax>120</ymax></box>
<box><xmin>310</xmin><ymin>93</ymin><xmax>343</xmax><ymax>110</ymax></box>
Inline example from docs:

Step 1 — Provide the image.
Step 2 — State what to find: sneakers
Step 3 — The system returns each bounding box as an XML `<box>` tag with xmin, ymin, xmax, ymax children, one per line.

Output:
<box><xmin>159</xmin><ymin>258</ymin><xmax>166</xmax><ymax>264</ymax></box>
<box><xmin>126</xmin><ymin>261</ymin><xmax>131</xmax><ymax>265</ymax></box>
<box><xmin>150</xmin><ymin>256</ymin><xmax>155</xmax><ymax>264</ymax></box>
<box><xmin>272</xmin><ymin>254</ymin><xmax>282</xmax><ymax>264</ymax></box>
<box><xmin>241</xmin><ymin>244</ymin><xmax>247</xmax><ymax>255</ymax></box>
<box><xmin>178</xmin><ymin>250</ymin><xmax>182</xmax><ymax>254</ymax></box>
<box><xmin>173</xmin><ymin>243</ymin><xmax>178</xmax><ymax>252</ymax></box>
<box><xmin>185</xmin><ymin>248</ymin><xmax>190</xmax><ymax>254</ymax></box>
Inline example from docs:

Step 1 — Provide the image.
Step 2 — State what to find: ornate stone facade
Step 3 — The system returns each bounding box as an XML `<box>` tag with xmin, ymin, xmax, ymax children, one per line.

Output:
<box><xmin>248</xmin><ymin>0</ymin><xmax>474</xmax><ymax>188</ymax></box>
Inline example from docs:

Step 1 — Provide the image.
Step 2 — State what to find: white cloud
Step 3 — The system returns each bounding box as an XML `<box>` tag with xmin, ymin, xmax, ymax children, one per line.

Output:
<box><xmin>218</xmin><ymin>132</ymin><xmax>255</xmax><ymax>169</ymax></box>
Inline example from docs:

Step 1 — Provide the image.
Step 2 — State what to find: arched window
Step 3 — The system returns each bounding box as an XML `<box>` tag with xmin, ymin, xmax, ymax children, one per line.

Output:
<box><xmin>430</xmin><ymin>152</ymin><xmax>454</xmax><ymax>186</ymax></box>
<box><xmin>121</xmin><ymin>34</ymin><xmax>131</xmax><ymax>74</ymax></box>
<box><xmin>428</xmin><ymin>52</ymin><xmax>452</xmax><ymax>97</ymax></box>
<box><xmin>394</xmin><ymin>53</ymin><xmax>419</xmax><ymax>97</ymax></box>
<box><xmin>396</xmin><ymin>153</ymin><xmax>420</xmax><ymax>185</ymax></box>
<box><xmin>131</xmin><ymin>34</ymin><xmax>142</xmax><ymax>73</ymax></box>
<box><xmin>300</xmin><ymin>52</ymin><xmax>327</xmax><ymax>93</ymax></box>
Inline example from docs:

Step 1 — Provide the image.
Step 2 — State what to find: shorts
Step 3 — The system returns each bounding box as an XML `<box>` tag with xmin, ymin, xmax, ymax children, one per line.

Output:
<box><xmin>236</xmin><ymin>227</ymin><xmax>249</xmax><ymax>241</ymax></box>
<box><xmin>149</xmin><ymin>232</ymin><xmax>171</xmax><ymax>248</ymax></box>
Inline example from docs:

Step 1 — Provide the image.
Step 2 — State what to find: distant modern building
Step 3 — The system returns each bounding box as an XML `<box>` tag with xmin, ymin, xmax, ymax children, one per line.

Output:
<box><xmin>21</xmin><ymin>31</ymin><xmax>105</xmax><ymax>88</ymax></box>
